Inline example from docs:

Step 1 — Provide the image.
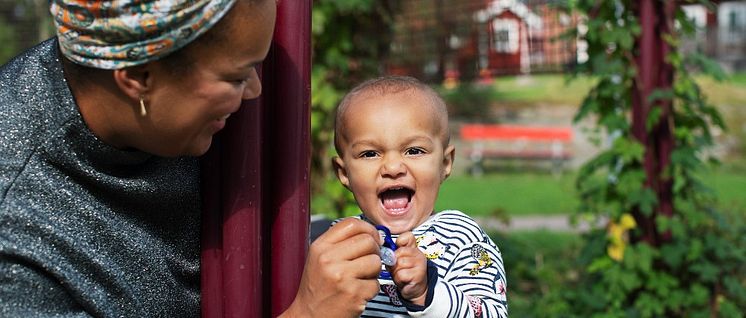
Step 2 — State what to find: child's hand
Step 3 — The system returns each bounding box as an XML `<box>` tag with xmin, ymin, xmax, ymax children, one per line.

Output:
<box><xmin>389</xmin><ymin>231</ymin><xmax>428</xmax><ymax>306</ymax></box>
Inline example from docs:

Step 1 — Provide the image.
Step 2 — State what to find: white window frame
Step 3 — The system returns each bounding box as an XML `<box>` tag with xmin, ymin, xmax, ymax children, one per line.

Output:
<box><xmin>491</xmin><ymin>18</ymin><xmax>519</xmax><ymax>53</ymax></box>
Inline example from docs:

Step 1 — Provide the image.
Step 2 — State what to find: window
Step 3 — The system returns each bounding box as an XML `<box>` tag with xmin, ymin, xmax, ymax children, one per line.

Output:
<box><xmin>491</xmin><ymin>18</ymin><xmax>519</xmax><ymax>53</ymax></box>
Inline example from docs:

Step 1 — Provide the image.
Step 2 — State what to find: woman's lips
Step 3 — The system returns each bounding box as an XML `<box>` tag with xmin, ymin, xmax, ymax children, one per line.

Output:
<box><xmin>210</xmin><ymin>113</ymin><xmax>232</xmax><ymax>132</ymax></box>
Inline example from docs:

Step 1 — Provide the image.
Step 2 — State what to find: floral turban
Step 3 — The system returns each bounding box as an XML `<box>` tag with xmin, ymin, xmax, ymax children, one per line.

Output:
<box><xmin>50</xmin><ymin>0</ymin><xmax>237</xmax><ymax>69</ymax></box>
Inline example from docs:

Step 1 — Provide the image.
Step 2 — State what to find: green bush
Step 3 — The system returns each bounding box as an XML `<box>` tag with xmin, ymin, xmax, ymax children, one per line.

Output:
<box><xmin>439</xmin><ymin>83</ymin><xmax>498</xmax><ymax>121</ymax></box>
<box><xmin>491</xmin><ymin>230</ymin><xmax>583</xmax><ymax>317</ymax></box>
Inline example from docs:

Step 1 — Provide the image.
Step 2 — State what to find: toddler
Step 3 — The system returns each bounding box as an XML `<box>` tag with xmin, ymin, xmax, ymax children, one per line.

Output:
<box><xmin>332</xmin><ymin>76</ymin><xmax>508</xmax><ymax>317</ymax></box>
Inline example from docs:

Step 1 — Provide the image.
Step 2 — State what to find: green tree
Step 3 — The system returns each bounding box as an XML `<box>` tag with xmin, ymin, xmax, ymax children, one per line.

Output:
<box><xmin>311</xmin><ymin>0</ymin><xmax>400</xmax><ymax>218</ymax></box>
<box><xmin>0</xmin><ymin>0</ymin><xmax>54</xmax><ymax>65</ymax></box>
<box><xmin>566</xmin><ymin>0</ymin><xmax>746</xmax><ymax>316</ymax></box>
<box><xmin>0</xmin><ymin>16</ymin><xmax>18</xmax><ymax>64</ymax></box>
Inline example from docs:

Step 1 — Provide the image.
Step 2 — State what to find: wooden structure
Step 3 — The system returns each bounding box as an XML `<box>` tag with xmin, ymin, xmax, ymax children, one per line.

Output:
<box><xmin>201</xmin><ymin>1</ymin><xmax>311</xmax><ymax>317</ymax></box>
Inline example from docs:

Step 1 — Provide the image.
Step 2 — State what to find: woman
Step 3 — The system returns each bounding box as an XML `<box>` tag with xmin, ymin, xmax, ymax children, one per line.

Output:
<box><xmin>0</xmin><ymin>0</ymin><xmax>381</xmax><ymax>316</ymax></box>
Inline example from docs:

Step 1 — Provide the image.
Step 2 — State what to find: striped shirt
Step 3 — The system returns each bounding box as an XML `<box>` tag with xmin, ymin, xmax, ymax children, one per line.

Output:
<box><xmin>339</xmin><ymin>210</ymin><xmax>508</xmax><ymax>317</ymax></box>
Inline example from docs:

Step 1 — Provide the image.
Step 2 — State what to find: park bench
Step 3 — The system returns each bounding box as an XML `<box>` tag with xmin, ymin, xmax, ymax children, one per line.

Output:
<box><xmin>460</xmin><ymin>124</ymin><xmax>573</xmax><ymax>175</ymax></box>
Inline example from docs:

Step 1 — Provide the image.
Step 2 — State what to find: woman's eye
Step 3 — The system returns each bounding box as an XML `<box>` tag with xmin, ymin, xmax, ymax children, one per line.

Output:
<box><xmin>405</xmin><ymin>148</ymin><xmax>425</xmax><ymax>156</ymax></box>
<box><xmin>359</xmin><ymin>151</ymin><xmax>378</xmax><ymax>158</ymax></box>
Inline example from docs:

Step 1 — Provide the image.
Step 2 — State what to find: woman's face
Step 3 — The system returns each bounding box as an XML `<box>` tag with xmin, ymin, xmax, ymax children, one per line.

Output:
<box><xmin>139</xmin><ymin>0</ymin><xmax>276</xmax><ymax>157</ymax></box>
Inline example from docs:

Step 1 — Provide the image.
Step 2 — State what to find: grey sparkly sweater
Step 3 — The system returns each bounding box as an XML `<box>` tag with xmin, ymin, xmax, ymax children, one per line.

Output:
<box><xmin>0</xmin><ymin>39</ymin><xmax>201</xmax><ymax>317</ymax></box>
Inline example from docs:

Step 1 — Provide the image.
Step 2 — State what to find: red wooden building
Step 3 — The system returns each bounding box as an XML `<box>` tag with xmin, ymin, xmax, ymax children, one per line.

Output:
<box><xmin>386</xmin><ymin>0</ymin><xmax>580</xmax><ymax>81</ymax></box>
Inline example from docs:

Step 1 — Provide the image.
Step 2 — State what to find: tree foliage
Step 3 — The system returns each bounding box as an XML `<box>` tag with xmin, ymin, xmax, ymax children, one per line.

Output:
<box><xmin>0</xmin><ymin>0</ymin><xmax>54</xmax><ymax>65</ymax></box>
<box><xmin>311</xmin><ymin>0</ymin><xmax>400</xmax><ymax>218</ymax></box>
<box><xmin>565</xmin><ymin>0</ymin><xmax>746</xmax><ymax>316</ymax></box>
<box><xmin>0</xmin><ymin>16</ymin><xmax>17</xmax><ymax>64</ymax></box>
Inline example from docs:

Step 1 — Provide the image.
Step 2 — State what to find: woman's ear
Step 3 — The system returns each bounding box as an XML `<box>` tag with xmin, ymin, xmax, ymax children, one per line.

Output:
<box><xmin>112</xmin><ymin>64</ymin><xmax>150</xmax><ymax>100</ymax></box>
<box><xmin>442</xmin><ymin>144</ymin><xmax>455</xmax><ymax>181</ymax></box>
<box><xmin>332</xmin><ymin>156</ymin><xmax>351</xmax><ymax>189</ymax></box>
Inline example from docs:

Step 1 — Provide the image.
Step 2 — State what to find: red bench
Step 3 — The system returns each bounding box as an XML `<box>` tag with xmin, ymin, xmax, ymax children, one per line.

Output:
<box><xmin>460</xmin><ymin>124</ymin><xmax>573</xmax><ymax>175</ymax></box>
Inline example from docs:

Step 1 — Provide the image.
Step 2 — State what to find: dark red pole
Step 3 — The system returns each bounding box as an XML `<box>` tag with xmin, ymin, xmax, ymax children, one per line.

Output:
<box><xmin>201</xmin><ymin>1</ymin><xmax>311</xmax><ymax>317</ymax></box>
<box><xmin>656</xmin><ymin>0</ymin><xmax>675</xmax><ymax>223</ymax></box>
<box><xmin>223</xmin><ymin>98</ymin><xmax>266</xmax><ymax>318</ymax></box>
<box><xmin>201</xmin><ymin>95</ymin><xmax>266</xmax><ymax>318</ymax></box>
<box><xmin>632</xmin><ymin>0</ymin><xmax>675</xmax><ymax>245</ymax></box>
<box><xmin>264</xmin><ymin>0</ymin><xmax>311</xmax><ymax>316</ymax></box>
<box><xmin>201</xmin><ymin>143</ymin><xmax>224</xmax><ymax>318</ymax></box>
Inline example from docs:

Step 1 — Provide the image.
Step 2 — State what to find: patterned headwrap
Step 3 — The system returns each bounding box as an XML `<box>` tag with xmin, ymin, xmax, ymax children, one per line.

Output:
<box><xmin>50</xmin><ymin>0</ymin><xmax>238</xmax><ymax>69</ymax></box>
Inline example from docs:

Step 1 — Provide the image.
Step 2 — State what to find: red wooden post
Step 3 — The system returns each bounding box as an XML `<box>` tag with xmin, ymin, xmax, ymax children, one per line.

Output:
<box><xmin>265</xmin><ymin>0</ymin><xmax>312</xmax><ymax>316</ymax></box>
<box><xmin>201</xmin><ymin>1</ymin><xmax>311</xmax><ymax>317</ymax></box>
<box><xmin>632</xmin><ymin>0</ymin><xmax>675</xmax><ymax>245</ymax></box>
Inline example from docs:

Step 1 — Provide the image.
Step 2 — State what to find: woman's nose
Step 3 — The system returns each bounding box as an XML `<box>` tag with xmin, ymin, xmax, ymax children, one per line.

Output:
<box><xmin>242</xmin><ymin>69</ymin><xmax>262</xmax><ymax>100</ymax></box>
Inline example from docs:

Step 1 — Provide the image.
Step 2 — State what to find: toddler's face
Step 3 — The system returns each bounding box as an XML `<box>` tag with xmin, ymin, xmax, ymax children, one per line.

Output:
<box><xmin>334</xmin><ymin>91</ymin><xmax>454</xmax><ymax>234</ymax></box>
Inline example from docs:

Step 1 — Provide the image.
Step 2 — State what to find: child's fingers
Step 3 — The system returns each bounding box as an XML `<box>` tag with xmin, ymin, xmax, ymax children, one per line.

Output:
<box><xmin>391</xmin><ymin>265</ymin><xmax>420</xmax><ymax>285</ymax></box>
<box><xmin>393</xmin><ymin>245</ymin><xmax>420</xmax><ymax>264</ymax></box>
<box><xmin>395</xmin><ymin>231</ymin><xmax>417</xmax><ymax>248</ymax></box>
<box><xmin>392</xmin><ymin>250</ymin><xmax>418</xmax><ymax>269</ymax></box>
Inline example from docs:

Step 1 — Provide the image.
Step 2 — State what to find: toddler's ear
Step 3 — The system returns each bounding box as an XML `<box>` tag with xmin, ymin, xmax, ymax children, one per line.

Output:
<box><xmin>332</xmin><ymin>156</ymin><xmax>351</xmax><ymax>188</ymax></box>
<box><xmin>441</xmin><ymin>145</ymin><xmax>455</xmax><ymax>181</ymax></box>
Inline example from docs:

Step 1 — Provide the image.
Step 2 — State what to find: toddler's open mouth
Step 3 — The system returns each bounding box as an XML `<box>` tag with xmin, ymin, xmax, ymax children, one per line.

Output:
<box><xmin>379</xmin><ymin>186</ymin><xmax>413</xmax><ymax>215</ymax></box>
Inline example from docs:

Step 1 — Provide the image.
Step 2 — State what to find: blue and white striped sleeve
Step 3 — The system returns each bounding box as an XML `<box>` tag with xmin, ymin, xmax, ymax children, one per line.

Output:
<box><xmin>409</xmin><ymin>211</ymin><xmax>508</xmax><ymax>318</ymax></box>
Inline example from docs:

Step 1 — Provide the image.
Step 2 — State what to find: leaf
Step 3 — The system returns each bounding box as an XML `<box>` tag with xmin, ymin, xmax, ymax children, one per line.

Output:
<box><xmin>688</xmin><ymin>284</ymin><xmax>710</xmax><ymax>306</ymax></box>
<box><xmin>613</xmin><ymin>137</ymin><xmax>644</xmax><ymax>162</ymax></box>
<box><xmin>686</xmin><ymin>52</ymin><xmax>727</xmax><ymax>81</ymax></box>
<box><xmin>686</xmin><ymin>238</ymin><xmax>704</xmax><ymax>261</ymax></box>
<box><xmin>646</xmin><ymin>106</ymin><xmax>663</xmax><ymax>132</ymax></box>
<box><xmin>575</xmin><ymin>92</ymin><xmax>599</xmax><ymax>122</ymax></box>
<box><xmin>647</xmin><ymin>88</ymin><xmax>674</xmax><ymax>103</ymax></box>
<box><xmin>629</xmin><ymin>188</ymin><xmax>657</xmax><ymax>216</ymax></box>
<box><xmin>690</xmin><ymin>262</ymin><xmax>719</xmax><ymax>283</ymax></box>
<box><xmin>588</xmin><ymin>256</ymin><xmax>613</xmax><ymax>273</ymax></box>
<box><xmin>660</xmin><ymin>243</ymin><xmax>687</xmax><ymax>268</ymax></box>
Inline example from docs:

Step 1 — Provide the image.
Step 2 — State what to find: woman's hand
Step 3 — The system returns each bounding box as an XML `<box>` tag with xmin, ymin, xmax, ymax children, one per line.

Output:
<box><xmin>282</xmin><ymin>218</ymin><xmax>382</xmax><ymax>317</ymax></box>
<box><xmin>389</xmin><ymin>232</ymin><xmax>428</xmax><ymax>306</ymax></box>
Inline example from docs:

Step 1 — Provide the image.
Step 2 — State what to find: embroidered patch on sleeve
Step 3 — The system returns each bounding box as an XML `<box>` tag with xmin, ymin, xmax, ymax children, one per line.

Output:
<box><xmin>416</xmin><ymin>231</ymin><xmax>446</xmax><ymax>260</ymax></box>
<box><xmin>466</xmin><ymin>295</ymin><xmax>484</xmax><ymax>317</ymax></box>
<box><xmin>382</xmin><ymin>284</ymin><xmax>403</xmax><ymax>306</ymax></box>
<box><xmin>496</xmin><ymin>281</ymin><xmax>507</xmax><ymax>296</ymax></box>
<box><xmin>469</xmin><ymin>244</ymin><xmax>493</xmax><ymax>275</ymax></box>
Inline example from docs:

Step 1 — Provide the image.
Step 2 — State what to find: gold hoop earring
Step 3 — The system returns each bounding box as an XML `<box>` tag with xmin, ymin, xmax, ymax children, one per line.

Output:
<box><xmin>139</xmin><ymin>96</ymin><xmax>147</xmax><ymax>117</ymax></box>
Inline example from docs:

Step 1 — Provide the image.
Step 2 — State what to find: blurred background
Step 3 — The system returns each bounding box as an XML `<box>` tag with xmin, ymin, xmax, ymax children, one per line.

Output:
<box><xmin>2</xmin><ymin>0</ymin><xmax>744</xmax><ymax>316</ymax></box>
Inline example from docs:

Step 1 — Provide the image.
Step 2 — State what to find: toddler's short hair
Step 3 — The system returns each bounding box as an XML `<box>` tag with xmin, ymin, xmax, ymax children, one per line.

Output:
<box><xmin>333</xmin><ymin>76</ymin><xmax>450</xmax><ymax>156</ymax></box>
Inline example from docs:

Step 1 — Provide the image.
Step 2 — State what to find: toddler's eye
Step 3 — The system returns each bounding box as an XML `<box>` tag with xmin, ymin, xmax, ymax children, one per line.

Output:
<box><xmin>405</xmin><ymin>148</ymin><xmax>426</xmax><ymax>156</ymax></box>
<box><xmin>359</xmin><ymin>150</ymin><xmax>379</xmax><ymax>158</ymax></box>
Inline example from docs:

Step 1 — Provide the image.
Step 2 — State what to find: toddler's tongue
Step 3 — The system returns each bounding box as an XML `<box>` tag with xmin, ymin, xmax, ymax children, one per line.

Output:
<box><xmin>381</xmin><ymin>189</ymin><xmax>410</xmax><ymax>210</ymax></box>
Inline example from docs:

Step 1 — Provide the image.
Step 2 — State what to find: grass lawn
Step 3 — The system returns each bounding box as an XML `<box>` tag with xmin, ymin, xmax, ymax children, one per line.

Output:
<box><xmin>436</xmin><ymin>167</ymin><xmax>746</xmax><ymax>217</ymax></box>
<box><xmin>698</xmin><ymin>166</ymin><xmax>746</xmax><ymax>214</ymax></box>
<box><xmin>435</xmin><ymin>172</ymin><xmax>578</xmax><ymax>217</ymax></box>
<box><xmin>490</xmin><ymin>74</ymin><xmax>595</xmax><ymax>106</ymax></box>
<box><xmin>487</xmin><ymin>73</ymin><xmax>746</xmax><ymax>107</ymax></box>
